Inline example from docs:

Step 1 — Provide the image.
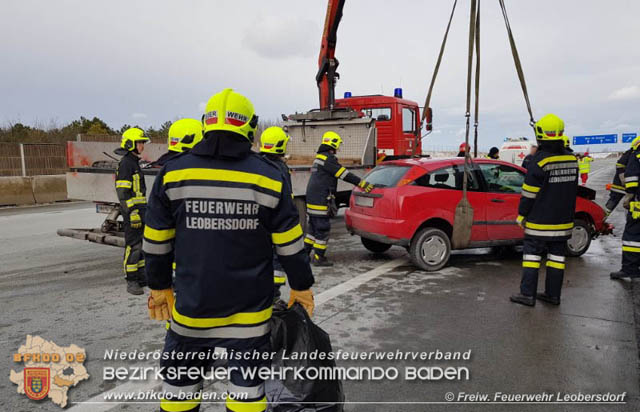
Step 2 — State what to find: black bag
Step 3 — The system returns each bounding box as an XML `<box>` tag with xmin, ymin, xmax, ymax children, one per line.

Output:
<box><xmin>266</xmin><ymin>304</ymin><xmax>344</xmax><ymax>412</ymax></box>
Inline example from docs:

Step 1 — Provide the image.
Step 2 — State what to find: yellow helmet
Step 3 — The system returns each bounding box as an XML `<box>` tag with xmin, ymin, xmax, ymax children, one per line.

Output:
<box><xmin>562</xmin><ymin>135</ymin><xmax>570</xmax><ymax>148</ymax></box>
<box><xmin>260</xmin><ymin>126</ymin><xmax>290</xmax><ymax>155</ymax></box>
<box><xmin>534</xmin><ymin>114</ymin><xmax>565</xmax><ymax>141</ymax></box>
<box><xmin>203</xmin><ymin>88</ymin><xmax>258</xmax><ymax>142</ymax></box>
<box><xmin>631</xmin><ymin>135</ymin><xmax>640</xmax><ymax>150</ymax></box>
<box><xmin>121</xmin><ymin>127</ymin><xmax>150</xmax><ymax>151</ymax></box>
<box><xmin>321</xmin><ymin>131</ymin><xmax>343</xmax><ymax>150</ymax></box>
<box><xmin>167</xmin><ymin>118</ymin><xmax>203</xmax><ymax>152</ymax></box>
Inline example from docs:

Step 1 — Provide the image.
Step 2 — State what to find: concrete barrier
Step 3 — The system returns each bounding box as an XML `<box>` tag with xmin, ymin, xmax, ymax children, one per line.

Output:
<box><xmin>31</xmin><ymin>175</ymin><xmax>68</xmax><ymax>204</ymax></box>
<box><xmin>0</xmin><ymin>176</ymin><xmax>36</xmax><ymax>206</ymax></box>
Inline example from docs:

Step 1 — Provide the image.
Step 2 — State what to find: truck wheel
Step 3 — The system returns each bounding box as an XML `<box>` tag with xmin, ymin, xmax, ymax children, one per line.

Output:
<box><xmin>294</xmin><ymin>197</ymin><xmax>307</xmax><ymax>232</ymax></box>
<box><xmin>566</xmin><ymin>219</ymin><xmax>592</xmax><ymax>257</ymax></box>
<box><xmin>361</xmin><ymin>237</ymin><xmax>392</xmax><ymax>253</ymax></box>
<box><xmin>409</xmin><ymin>227</ymin><xmax>451</xmax><ymax>271</ymax></box>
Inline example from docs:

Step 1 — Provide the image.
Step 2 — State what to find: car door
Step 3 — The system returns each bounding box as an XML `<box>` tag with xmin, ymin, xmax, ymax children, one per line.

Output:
<box><xmin>413</xmin><ymin>164</ymin><xmax>488</xmax><ymax>242</ymax></box>
<box><xmin>478</xmin><ymin>162</ymin><xmax>525</xmax><ymax>240</ymax></box>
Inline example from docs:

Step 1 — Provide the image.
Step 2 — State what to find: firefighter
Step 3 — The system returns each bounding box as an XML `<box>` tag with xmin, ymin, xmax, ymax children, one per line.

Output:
<box><xmin>144</xmin><ymin>88</ymin><xmax>314</xmax><ymax>412</ymax></box>
<box><xmin>510</xmin><ymin>114</ymin><xmax>578</xmax><ymax>307</ymax></box>
<box><xmin>457</xmin><ymin>142</ymin><xmax>470</xmax><ymax>157</ymax></box>
<box><xmin>115</xmin><ymin>127</ymin><xmax>150</xmax><ymax>295</ymax></box>
<box><xmin>304</xmin><ymin>131</ymin><xmax>374</xmax><ymax>266</ymax></box>
<box><xmin>153</xmin><ymin>118</ymin><xmax>204</xmax><ymax>167</ymax></box>
<box><xmin>486</xmin><ymin>147</ymin><xmax>500</xmax><ymax>159</ymax></box>
<box><xmin>611</xmin><ymin>136</ymin><xmax>640</xmax><ymax>279</ymax></box>
<box><xmin>562</xmin><ymin>135</ymin><xmax>573</xmax><ymax>153</ymax></box>
<box><xmin>604</xmin><ymin>141</ymin><xmax>636</xmax><ymax>215</ymax></box>
<box><xmin>521</xmin><ymin>144</ymin><xmax>537</xmax><ymax>169</ymax></box>
<box><xmin>578</xmin><ymin>152</ymin><xmax>593</xmax><ymax>185</ymax></box>
<box><xmin>258</xmin><ymin>126</ymin><xmax>293</xmax><ymax>303</ymax></box>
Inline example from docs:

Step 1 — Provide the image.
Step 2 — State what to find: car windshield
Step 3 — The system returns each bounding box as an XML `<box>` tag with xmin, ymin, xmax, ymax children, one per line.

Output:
<box><xmin>364</xmin><ymin>165</ymin><xmax>411</xmax><ymax>188</ymax></box>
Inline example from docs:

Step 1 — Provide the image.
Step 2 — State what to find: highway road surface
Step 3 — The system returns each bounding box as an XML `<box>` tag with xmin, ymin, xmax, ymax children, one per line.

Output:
<box><xmin>1</xmin><ymin>157</ymin><xmax>639</xmax><ymax>411</ymax></box>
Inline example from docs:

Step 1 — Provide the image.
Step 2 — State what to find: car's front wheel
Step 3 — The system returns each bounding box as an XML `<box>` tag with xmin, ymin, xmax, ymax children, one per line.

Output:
<box><xmin>566</xmin><ymin>219</ymin><xmax>592</xmax><ymax>257</ymax></box>
<box><xmin>409</xmin><ymin>227</ymin><xmax>451</xmax><ymax>271</ymax></box>
<box><xmin>361</xmin><ymin>237</ymin><xmax>392</xmax><ymax>253</ymax></box>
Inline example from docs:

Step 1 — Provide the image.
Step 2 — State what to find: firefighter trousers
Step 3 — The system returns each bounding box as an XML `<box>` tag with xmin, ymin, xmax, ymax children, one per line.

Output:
<box><xmin>304</xmin><ymin>215</ymin><xmax>330</xmax><ymax>258</ymax></box>
<box><xmin>122</xmin><ymin>218</ymin><xmax>145</xmax><ymax>284</ymax></box>
<box><xmin>621</xmin><ymin>213</ymin><xmax>640</xmax><ymax>277</ymax></box>
<box><xmin>520</xmin><ymin>237</ymin><xmax>567</xmax><ymax>298</ymax></box>
<box><xmin>159</xmin><ymin>330</ymin><xmax>270</xmax><ymax>412</ymax></box>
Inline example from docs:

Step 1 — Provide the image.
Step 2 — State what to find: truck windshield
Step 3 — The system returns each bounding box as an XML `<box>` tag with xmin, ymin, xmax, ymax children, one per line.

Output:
<box><xmin>364</xmin><ymin>165</ymin><xmax>410</xmax><ymax>188</ymax></box>
<box><xmin>360</xmin><ymin>107</ymin><xmax>391</xmax><ymax>122</ymax></box>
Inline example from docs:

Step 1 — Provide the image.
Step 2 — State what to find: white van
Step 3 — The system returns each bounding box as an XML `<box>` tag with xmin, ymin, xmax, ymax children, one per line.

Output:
<box><xmin>499</xmin><ymin>137</ymin><xmax>535</xmax><ymax>166</ymax></box>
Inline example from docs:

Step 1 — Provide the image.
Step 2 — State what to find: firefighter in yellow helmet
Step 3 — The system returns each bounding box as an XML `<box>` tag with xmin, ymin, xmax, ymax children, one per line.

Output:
<box><xmin>259</xmin><ymin>126</ymin><xmax>293</xmax><ymax>304</ymax></box>
<box><xmin>153</xmin><ymin>118</ymin><xmax>203</xmax><ymax>167</ymax></box>
<box><xmin>511</xmin><ymin>114</ymin><xmax>578</xmax><ymax>307</ymax></box>
<box><xmin>114</xmin><ymin>127</ymin><xmax>150</xmax><ymax>295</ymax></box>
<box><xmin>144</xmin><ymin>89</ymin><xmax>314</xmax><ymax>412</ymax></box>
<box><xmin>304</xmin><ymin>130</ymin><xmax>374</xmax><ymax>266</ymax></box>
<box><xmin>611</xmin><ymin>134</ymin><xmax>640</xmax><ymax>280</ymax></box>
<box><xmin>604</xmin><ymin>136</ymin><xmax>639</xmax><ymax>216</ymax></box>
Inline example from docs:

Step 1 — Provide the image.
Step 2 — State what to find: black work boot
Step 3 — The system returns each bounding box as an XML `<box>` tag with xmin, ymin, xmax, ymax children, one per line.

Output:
<box><xmin>610</xmin><ymin>271</ymin><xmax>629</xmax><ymax>280</ymax></box>
<box><xmin>536</xmin><ymin>293</ymin><xmax>560</xmax><ymax>305</ymax></box>
<box><xmin>127</xmin><ymin>280</ymin><xmax>144</xmax><ymax>296</ymax></box>
<box><xmin>510</xmin><ymin>293</ymin><xmax>535</xmax><ymax>307</ymax></box>
<box><xmin>312</xmin><ymin>254</ymin><xmax>334</xmax><ymax>267</ymax></box>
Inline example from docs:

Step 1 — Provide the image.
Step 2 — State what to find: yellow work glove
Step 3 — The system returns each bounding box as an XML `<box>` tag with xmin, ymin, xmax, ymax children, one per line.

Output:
<box><xmin>632</xmin><ymin>202</ymin><xmax>640</xmax><ymax>220</ymax></box>
<box><xmin>288</xmin><ymin>289</ymin><xmax>315</xmax><ymax>317</ymax></box>
<box><xmin>130</xmin><ymin>210</ymin><xmax>142</xmax><ymax>229</ymax></box>
<box><xmin>516</xmin><ymin>215</ymin><xmax>526</xmax><ymax>229</ymax></box>
<box><xmin>148</xmin><ymin>288</ymin><xmax>175</xmax><ymax>321</ymax></box>
<box><xmin>358</xmin><ymin>180</ymin><xmax>374</xmax><ymax>193</ymax></box>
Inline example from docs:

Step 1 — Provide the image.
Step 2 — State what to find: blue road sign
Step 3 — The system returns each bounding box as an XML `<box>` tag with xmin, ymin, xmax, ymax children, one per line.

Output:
<box><xmin>572</xmin><ymin>134</ymin><xmax>617</xmax><ymax>145</ymax></box>
<box><xmin>622</xmin><ymin>133</ymin><xmax>638</xmax><ymax>143</ymax></box>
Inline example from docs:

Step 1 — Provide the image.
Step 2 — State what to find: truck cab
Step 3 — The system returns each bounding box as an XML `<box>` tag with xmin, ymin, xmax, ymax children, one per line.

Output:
<box><xmin>334</xmin><ymin>91</ymin><xmax>421</xmax><ymax>159</ymax></box>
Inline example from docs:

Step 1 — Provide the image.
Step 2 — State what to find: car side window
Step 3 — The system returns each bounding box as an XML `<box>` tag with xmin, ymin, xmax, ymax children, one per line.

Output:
<box><xmin>414</xmin><ymin>165</ymin><xmax>480</xmax><ymax>191</ymax></box>
<box><xmin>479</xmin><ymin>163</ymin><xmax>525</xmax><ymax>193</ymax></box>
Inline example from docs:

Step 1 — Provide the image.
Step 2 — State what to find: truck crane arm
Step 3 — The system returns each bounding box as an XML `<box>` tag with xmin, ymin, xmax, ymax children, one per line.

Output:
<box><xmin>316</xmin><ymin>0</ymin><xmax>345</xmax><ymax>110</ymax></box>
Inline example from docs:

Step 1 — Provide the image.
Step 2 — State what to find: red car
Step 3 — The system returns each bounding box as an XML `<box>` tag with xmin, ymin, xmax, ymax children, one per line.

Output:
<box><xmin>345</xmin><ymin>157</ymin><xmax>608</xmax><ymax>271</ymax></box>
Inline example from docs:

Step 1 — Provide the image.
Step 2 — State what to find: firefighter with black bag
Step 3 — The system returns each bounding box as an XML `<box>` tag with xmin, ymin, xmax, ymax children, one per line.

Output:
<box><xmin>144</xmin><ymin>88</ymin><xmax>315</xmax><ymax>412</ymax></box>
<box><xmin>510</xmin><ymin>114</ymin><xmax>579</xmax><ymax>307</ymax></box>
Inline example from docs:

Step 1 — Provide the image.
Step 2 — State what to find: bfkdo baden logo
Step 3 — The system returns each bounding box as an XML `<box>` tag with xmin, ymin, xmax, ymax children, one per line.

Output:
<box><xmin>24</xmin><ymin>368</ymin><xmax>50</xmax><ymax>400</ymax></box>
<box><xmin>10</xmin><ymin>335</ymin><xmax>89</xmax><ymax>408</ymax></box>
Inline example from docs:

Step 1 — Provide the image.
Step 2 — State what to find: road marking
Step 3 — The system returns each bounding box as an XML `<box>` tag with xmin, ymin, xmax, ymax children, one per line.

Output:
<box><xmin>316</xmin><ymin>257</ymin><xmax>409</xmax><ymax>306</ymax></box>
<box><xmin>68</xmin><ymin>256</ymin><xmax>410</xmax><ymax>411</ymax></box>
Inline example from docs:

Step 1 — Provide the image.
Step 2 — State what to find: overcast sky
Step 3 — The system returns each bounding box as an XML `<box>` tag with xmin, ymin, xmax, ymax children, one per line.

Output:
<box><xmin>1</xmin><ymin>0</ymin><xmax>639</xmax><ymax>150</ymax></box>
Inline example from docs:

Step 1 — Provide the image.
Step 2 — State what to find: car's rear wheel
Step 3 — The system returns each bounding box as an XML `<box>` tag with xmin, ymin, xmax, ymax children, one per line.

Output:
<box><xmin>361</xmin><ymin>237</ymin><xmax>392</xmax><ymax>253</ymax></box>
<box><xmin>566</xmin><ymin>219</ymin><xmax>591</xmax><ymax>257</ymax></box>
<box><xmin>409</xmin><ymin>227</ymin><xmax>451</xmax><ymax>271</ymax></box>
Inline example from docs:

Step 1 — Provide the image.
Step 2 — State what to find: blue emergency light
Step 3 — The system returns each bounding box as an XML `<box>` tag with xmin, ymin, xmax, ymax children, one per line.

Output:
<box><xmin>344</xmin><ymin>92</ymin><xmax>352</xmax><ymax>98</ymax></box>
<box><xmin>394</xmin><ymin>88</ymin><xmax>403</xmax><ymax>98</ymax></box>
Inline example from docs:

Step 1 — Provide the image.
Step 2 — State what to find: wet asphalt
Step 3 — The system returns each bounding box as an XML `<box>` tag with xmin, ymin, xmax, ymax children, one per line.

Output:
<box><xmin>1</xmin><ymin>157</ymin><xmax>639</xmax><ymax>411</ymax></box>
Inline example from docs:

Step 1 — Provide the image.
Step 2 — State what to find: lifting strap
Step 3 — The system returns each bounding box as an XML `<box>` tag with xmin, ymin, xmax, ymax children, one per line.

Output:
<box><xmin>421</xmin><ymin>0</ymin><xmax>458</xmax><ymax>126</ymax></box>
<box><xmin>498</xmin><ymin>0</ymin><xmax>535</xmax><ymax>130</ymax></box>
<box><xmin>462</xmin><ymin>0</ymin><xmax>479</xmax><ymax>195</ymax></box>
<box><xmin>473</xmin><ymin>1</ymin><xmax>480</xmax><ymax>159</ymax></box>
